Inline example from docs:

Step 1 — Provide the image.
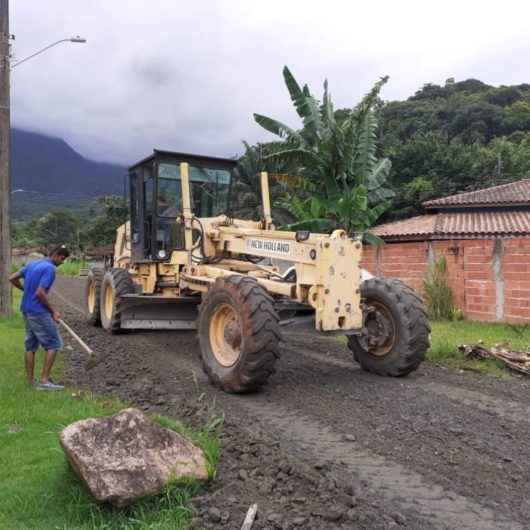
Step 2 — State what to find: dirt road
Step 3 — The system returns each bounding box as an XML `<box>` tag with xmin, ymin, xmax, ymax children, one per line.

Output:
<box><xmin>53</xmin><ymin>276</ymin><xmax>530</xmax><ymax>529</ymax></box>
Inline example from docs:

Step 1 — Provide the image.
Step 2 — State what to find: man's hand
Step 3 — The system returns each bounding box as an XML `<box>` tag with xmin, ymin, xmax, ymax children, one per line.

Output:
<box><xmin>35</xmin><ymin>287</ymin><xmax>57</xmax><ymax>319</ymax></box>
<box><xmin>9</xmin><ymin>271</ymin><xmax>24</xmax><ymax>291</ymax></box>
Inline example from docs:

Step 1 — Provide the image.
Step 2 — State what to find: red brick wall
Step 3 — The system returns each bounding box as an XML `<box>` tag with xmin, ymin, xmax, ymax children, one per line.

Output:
<box><xmin>360</xmin><ymin>237</ymin><xmax>530</xmax><ymax>324</ymax></box>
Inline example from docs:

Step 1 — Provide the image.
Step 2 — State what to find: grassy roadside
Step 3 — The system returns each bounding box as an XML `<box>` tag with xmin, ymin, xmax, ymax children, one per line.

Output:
<box><xmin>427</xmin><ymin>319</ymin><xmax>530</xmax><ymax>376</ymax></box>
<box><xmin>338</xmin><ymin>318</ymin><xmax>530</xmax><ymax>376</ymax></box>
<box><xmin>0</xmin><ymin>294</ymin><xmax>219</xmax><ymax>530</ymax></box>
<box><xmin>11</xmin><ymin>258</ymin><xmax>88</xmax><ymax>277</ymax></box>
<box><xmin>57</xmin><ymin>258</ymin><xmax>89</xmax><ymax>277</ymax></box>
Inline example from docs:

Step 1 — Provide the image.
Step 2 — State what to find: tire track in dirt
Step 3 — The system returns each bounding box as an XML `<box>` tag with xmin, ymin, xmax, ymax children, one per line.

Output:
<box><xmin>228</xmin><ymin>398</ymin><xmax>520</xmax><ymax>530</ymax></box>
<box><xmin>283</xmin><ymin>345</ymin><xmax>530</xmax><ymax>426</ymax></box>
<box><xmin>52</xmin><ymin>278</ymin><xmax>527</xmax><ymax>529</ymax></box>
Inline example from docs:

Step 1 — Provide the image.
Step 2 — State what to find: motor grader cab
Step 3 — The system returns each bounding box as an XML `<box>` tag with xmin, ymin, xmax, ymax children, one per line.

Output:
<box><xmin>85</xmin><ymin>149</ymin><xmax>430</xmax><ymax>393</ymax></box>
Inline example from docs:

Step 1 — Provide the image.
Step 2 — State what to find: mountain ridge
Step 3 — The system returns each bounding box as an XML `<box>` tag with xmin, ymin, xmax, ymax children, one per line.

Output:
<box><xmin>11</xmin><ymin>128</ymin><xmax>126</xmax><ymax>197</ymax></box>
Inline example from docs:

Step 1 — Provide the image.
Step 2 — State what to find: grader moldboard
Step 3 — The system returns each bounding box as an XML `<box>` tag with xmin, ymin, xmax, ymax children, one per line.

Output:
<box><xmin>85</xmin><ymin>150</ymin><xmax>430</xmax><ymax>393</ymax></box>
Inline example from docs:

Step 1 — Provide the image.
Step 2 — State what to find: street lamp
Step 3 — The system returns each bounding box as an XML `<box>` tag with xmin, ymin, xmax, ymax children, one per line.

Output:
<box><xmin>11</xmin><ymin>35</ymin><xmax>87</xmax><ymax>68</ymax></box>
<box><xmin>0</xmin><ymin>24</ymin><xmax>87</xmax><ymax>317</ymax></box>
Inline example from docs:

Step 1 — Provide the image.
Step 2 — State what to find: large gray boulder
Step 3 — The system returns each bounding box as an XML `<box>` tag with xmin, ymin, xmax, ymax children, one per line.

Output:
<box><xmin>59</xmin><ymin>408</ymin><xmax>208</xmax><ymax>506</ymax></box>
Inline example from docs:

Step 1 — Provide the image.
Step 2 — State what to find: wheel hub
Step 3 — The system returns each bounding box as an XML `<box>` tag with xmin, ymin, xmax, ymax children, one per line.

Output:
<box><xmin>360</xmin><ymin>301</ymin><xmax>396</xmax><ymax>357</ymax></box>
<box><xmin>209</xmin><ymin>303</ymin><xmax>242</xmax><ymax>367</ymax></box>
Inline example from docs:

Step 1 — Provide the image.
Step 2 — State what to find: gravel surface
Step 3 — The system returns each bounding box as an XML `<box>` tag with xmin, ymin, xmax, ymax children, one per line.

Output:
<box><xmin>53</xmin><ymin>276</ymin><xmax>530</xmax><ymax>530</ymax></box>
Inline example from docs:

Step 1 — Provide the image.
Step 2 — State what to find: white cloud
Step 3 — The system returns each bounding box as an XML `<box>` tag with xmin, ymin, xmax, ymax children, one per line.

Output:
<box><xmin>10</xmin><ymin>0</ymin><xmax>530</xmax><ymax>164</ymax></box>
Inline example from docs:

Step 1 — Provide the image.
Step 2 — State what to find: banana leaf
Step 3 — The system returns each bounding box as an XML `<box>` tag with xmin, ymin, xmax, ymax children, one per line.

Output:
<box><xmin>253</xmin><ymin>114</ymin><xmax>299</xmax><ymax>140</ymax></box>
<box><xmin>280</xmin><ymin>218</ymin><xmax>335</xmax><ymax>233</ymax></box>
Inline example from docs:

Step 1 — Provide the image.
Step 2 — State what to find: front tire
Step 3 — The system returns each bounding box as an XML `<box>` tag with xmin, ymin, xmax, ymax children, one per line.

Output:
<box><xmin>100</xmin><ymin>269</ymin><xmax>134</xmax><ymax>334</ymax></box>
<box><xmin>347</xmin><ymin>278</ymin><xmax>430</xmax><ymax>376</ymax></box>
<box><xmin>198</xmin><ymin>275</ymin><xmax>281</xmax><ymax>393</ymax></box>
<box><xmin>85</xmin><ymin>267</ymin><xmax>104</xmax><ymax>326</ymax></box>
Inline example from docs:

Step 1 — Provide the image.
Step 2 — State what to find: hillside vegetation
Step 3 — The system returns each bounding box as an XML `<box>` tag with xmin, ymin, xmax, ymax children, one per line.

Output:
<box><xmin>376</xmin><ymin>78</ymin><xmax>530</xmax><ymax>219</ymax></box>
<box><xmin>11</xmin><ymin>77</ymin><xmax>530</xmax><ymax>250</ymax></box>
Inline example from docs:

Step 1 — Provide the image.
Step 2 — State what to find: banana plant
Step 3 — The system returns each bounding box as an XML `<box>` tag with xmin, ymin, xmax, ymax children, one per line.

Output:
<box><xmin>254</xmin><ymin>67</ymin><xmax>394</xmax><ymax>240</ymax></box>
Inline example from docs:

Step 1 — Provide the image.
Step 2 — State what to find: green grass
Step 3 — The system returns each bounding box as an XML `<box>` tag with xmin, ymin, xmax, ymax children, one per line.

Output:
<box><xmin>11</xmin><ymin>258</ymin><xmax>87</xmax><ymax>277</ymax></box>
<box><xmin>427</xmin><ymin>319</ymin><xmax>530</xmax><ymax>376</ymax></box>
<box><xmin>338</xmin><ymin>318</ymin><xmax>530</xmax><ymax>376</ymax></box>
<box><xmin>57</xmin><ymin>258</ymin><xmax>89</xmax><ymax>277</ymax></box>
<box><xmin>0</xmin><ymin>294</ymin><xmax>219</xmax><ymax>530</ymax></box>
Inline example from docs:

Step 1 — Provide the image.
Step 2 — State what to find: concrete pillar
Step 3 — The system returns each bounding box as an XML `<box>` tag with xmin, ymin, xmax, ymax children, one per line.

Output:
<box><xmin>492</xmin><ymin>239</ymin><xmax>504</xmax><ymax>321</ymax></box>
<box><xmin>427</xmin><ymin>241</ymin><xmax>435</xmax><ymax>267</ymax></box>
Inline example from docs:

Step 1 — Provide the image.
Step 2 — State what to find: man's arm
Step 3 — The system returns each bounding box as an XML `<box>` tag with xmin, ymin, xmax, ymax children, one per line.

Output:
<box><xmin>35</xmin><ymin>287</ymin><xmax>60</xmax><ymax>322</ymax></box>
<box><xmin>9</xmin><ymin>271</ymin><xmax>24</xmax><ymax>291</ymax></box>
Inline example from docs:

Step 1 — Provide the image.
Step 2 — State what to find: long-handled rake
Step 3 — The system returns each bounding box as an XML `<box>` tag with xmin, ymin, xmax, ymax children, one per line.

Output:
<box><xmin>58</xmin><ymin>319</ymin><xmax>98</xmax><ymax>370</ymax></box>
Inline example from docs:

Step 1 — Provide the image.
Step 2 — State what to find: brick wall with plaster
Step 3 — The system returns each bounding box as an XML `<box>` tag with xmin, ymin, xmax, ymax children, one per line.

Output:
<box><xmin>361</xmin><ymin>237</ymin><xmax>530</xmax><ymax>324</ymax></box>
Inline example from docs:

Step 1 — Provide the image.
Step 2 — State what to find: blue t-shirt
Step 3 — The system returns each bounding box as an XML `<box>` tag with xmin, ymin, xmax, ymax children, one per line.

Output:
<box><xmin>20</xmin><ymin>259</ymin><xmax>56</xmax><ymax>315</ymax></box>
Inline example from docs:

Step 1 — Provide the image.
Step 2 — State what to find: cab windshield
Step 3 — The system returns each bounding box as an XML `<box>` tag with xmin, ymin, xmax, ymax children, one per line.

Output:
<box><xmin>157</xmin><ymin>162</ymin><xmax>231</xmax><ymax>218</ymax></box>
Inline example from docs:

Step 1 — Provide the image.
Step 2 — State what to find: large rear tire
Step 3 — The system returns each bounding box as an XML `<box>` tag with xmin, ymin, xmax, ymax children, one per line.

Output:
<box><xmin>100</xmin><ymin>269</ymin><xmax>134</xmax><ymax>334</ymax></box>
<box><xmin>347</xmin><ymin>278</ymin><xmax>430</xmax><ymax>376</ymax></box>
<box><xmin>198</xmin><ymin>275</ymin><xmax>281</xmax><ymax>393</ymax></box>
<box><xmin>85</xmin><ymin>267</ymin><xmax>104</xmax><ymax>327</ymax></box>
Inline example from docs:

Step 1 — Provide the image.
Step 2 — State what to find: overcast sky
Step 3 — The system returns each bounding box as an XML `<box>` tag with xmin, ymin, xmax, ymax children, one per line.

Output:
<box><xmin>10</xmin><ymin>0</ymin><xmax>530</xmax><ymax>164</ymax></box>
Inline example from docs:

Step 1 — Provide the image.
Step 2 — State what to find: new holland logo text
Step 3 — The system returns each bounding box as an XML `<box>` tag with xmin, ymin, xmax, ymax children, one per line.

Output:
<box><xmin>246</xmin><ymin>238</ymin><xmax>290</xmax><ymax>255</ymax></box>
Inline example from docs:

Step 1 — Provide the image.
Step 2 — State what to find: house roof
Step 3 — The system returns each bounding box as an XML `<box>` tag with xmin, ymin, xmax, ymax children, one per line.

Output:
<box><xmin>129</xmin><ymin>149</ymin><xmax>238</xmax><ymax>171</ymax></box>
<box><xmin>371</xmin><ymin>210</ymin><xmax>530</xmax><ymax>241</ymax></box>
<box><xmin>423</xmin><ymin>179</ymin><xmax>530</xmax><ymax>209</ymax></box>
<box><xmin>372</xmin><ymin>215</ymin><xmax>438</xmax><ymax>239</ymax></box>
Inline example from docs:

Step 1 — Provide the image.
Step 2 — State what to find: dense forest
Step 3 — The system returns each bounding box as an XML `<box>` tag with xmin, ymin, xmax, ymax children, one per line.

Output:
<box><xmin>376</xmin><ymin>78</ymin><xmax>530</xmax><ymax>219</ymax></box>
<box><xmin>12</xmin><ymin>77</ymin><xmax>530</xmax><ymax>251</ymax></box>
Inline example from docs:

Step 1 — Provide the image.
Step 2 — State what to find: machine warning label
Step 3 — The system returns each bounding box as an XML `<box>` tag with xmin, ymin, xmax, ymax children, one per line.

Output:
<box><xmin>246</xmin><ymin>238</ymin><xmax>291</xmax><ymax>255</ymax></box>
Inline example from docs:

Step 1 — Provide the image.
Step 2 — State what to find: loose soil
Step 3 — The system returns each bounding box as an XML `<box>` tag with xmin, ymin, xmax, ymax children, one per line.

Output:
<box><xmin>53</xmin><ymin>276</ymin><xmax>530</xmax><ymax>530</ymax></box>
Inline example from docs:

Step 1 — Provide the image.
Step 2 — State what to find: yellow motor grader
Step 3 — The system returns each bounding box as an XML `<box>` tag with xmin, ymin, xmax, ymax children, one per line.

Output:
<box><xmin>85</xmin><ymin>150</ymin><xmax>430</xmax><ymax>393</ymax></box>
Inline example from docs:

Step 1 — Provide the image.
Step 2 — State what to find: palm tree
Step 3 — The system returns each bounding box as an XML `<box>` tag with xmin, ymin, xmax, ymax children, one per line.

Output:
<box><xmin>254</xmin><ymin>67</ymin><xmax>394</xmax><ymax>240</ymax></box>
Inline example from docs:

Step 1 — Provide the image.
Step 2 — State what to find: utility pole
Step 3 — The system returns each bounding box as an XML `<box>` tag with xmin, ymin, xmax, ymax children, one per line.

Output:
<box><xmin>0</xmin><ymin>0</ymin><xmax>11</xmax><ymax>317</ymax></box>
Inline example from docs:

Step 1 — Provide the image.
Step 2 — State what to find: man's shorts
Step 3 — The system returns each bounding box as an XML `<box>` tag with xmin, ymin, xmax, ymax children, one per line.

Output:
<box><xmin>23</xmin><ymin>313</ymin><xmax>63</xmax><ymax>352</ymax></box>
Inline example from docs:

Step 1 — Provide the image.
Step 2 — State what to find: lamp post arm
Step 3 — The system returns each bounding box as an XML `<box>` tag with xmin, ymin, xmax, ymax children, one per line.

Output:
<box><xmin>11</xmin><ymin>39</ymin><xmax>72</xmax><ymax>68</ymax></box>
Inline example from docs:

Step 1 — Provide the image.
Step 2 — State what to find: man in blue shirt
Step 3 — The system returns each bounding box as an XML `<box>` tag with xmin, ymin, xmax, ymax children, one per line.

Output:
<box><xmin>9</xmin><ymin>245</ymin><xmax>70</xmax><ymax>390</ymax></box>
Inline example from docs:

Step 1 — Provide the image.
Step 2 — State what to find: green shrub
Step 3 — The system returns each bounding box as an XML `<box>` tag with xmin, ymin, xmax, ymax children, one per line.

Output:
<box><xmin>58</xmin><ymin>258</ymin><xmax>89</xmax><ymax>277</ymax></box>
<box><xmin>423</xmin><ymin>256</ymin><xmax>455</xmax><ymax>320</ymax></box>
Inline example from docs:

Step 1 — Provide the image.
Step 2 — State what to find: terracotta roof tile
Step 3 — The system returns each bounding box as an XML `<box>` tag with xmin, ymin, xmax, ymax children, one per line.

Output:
<box><xmin>371</xmin><ymin>211</ymin><xmax>530</xmax><ymax>240</ymax></box>
<box><xmin>423</xmin><ymin>179</ymin><xmax>530</xmax><ymax>209</ymax></box>
<box><xmin>371</xmin><ymin>215</ymin><xmax>438</xmax><ymax>238</ymax></box>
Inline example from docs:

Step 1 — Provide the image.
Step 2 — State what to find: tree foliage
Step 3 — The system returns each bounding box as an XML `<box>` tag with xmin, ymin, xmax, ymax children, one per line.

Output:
<box><xmin>11</xmin><ymin>195</ymin><xmax>128</xmax><ymax>253</ymax></box>
<box><xmin>373</xmin><ymin>78</ymin><xmax>530</xmax><ymax>219</ymax></box>
<box><xmin>253</xmin><ymin>67</ymin><xmax>394</xmax><ymax>236</ymax></box>
<box><xmin>231</xmin><ymin>142</ymin><xmax>294</xmax><ymax>225</ymax></box>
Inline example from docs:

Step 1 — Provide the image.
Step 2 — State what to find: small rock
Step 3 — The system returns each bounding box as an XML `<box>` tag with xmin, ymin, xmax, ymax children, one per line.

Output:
<box><xmin>322</xmin><ymin>506</ymin><xmax>344</xmax><ymax>522</ymax></box>
<box><xmin>292</xmin><ymin>516</ymin><xmax>307</xmax><ymax>526</ymax></box>
<box><xmin>347</xmin><ymin>496</ymin><xmax>358</xmax><ymax>508</ymax></box>
<box><xmin>392</xmin><ymin>511</ymin><xmax>407</xmax><ymax>525</ymax></box>
<box><xmin>345</xmin><ymin>508</ymin><xmax>357</xmax><ymax>521</ymax></box>
<box><xmin>238</xmin><ymin>469</ymin><xmax>249</xmax><ymax>481</ymax></box>
<box><xmin>343</xmin><ymin>434</ymin><xmax>356</xmax><ymax>442</ymax></box>
<box><xmin>344</xmin><ymin>483</ymin><xmax>356</xmax><ymax>496</ymax></box>
<box><xmin>7</xmin><ymin>424</ymin><xmax>21</xmax><ymax>434</ymax></box>
<box><xmin>208</xmin><ymin>507</ymin><xmax>221</xmax><ymax>523</ymax></box>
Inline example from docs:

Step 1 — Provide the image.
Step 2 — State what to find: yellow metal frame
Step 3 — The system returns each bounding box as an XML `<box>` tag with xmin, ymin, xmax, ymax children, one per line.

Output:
<box><xmin>113</xmin><ymin>166</ymin><xmax>363</xmax><ymax>332</ymax></box>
